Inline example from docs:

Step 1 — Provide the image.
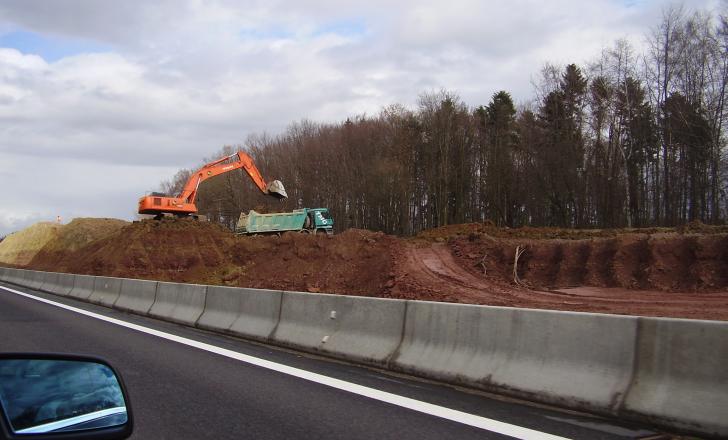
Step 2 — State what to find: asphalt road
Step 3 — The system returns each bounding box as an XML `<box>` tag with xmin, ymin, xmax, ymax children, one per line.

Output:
<box><xmin>0</xmin><ymin>282</ymin><xmax>668</xmax><ymax>440</ymax></box>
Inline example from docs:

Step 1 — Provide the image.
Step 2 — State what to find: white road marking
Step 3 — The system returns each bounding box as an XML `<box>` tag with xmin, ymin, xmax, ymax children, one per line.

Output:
<box><xmin>0</xmin><ymin>284</ymin><xmax>569</xmax><ymax>440</ymax></box>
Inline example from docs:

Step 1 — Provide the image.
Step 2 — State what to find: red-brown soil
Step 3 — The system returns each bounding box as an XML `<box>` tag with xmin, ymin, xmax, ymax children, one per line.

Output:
<box><xmin>386</xmin><ymin>238</ymin><xmax>728</xmax><ymax>321</ymax></box>
<box><xmin>29</xmin><ymin>219</ymin><xmax>395</xmax><ymax>298</ymax></box>
<box><xmin>18</xmin><ymin>218</ymin><xmax>728</xmax><ymax>321</ymax></box>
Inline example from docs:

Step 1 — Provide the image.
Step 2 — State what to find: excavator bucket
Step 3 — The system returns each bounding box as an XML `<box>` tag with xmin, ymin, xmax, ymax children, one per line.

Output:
<box><xmin>265</xmin><ymin>180</ymin><xmax>288</xmax><ymax>199</ymax></box>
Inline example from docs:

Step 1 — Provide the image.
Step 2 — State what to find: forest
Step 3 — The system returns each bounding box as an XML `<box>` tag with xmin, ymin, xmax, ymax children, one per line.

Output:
<box><xmin>161</xmin><ymin>6</ymin><xmax>728</xmax><ymax>235</ymax></box>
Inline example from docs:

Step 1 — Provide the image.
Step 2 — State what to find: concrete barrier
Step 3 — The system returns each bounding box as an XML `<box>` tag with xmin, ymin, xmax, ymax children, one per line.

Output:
<box><xmin>148</xmin><ymin>282</ymin><xmax>206</xmax><ymax>325</ymax></box>
<box><xmin>389</xmin><ymin>301</ymin><xmax>638</xmax><ymax>413</ymax></box>
<box><xmin>25</xmin><ymin>270</ymin><xmax>46</xmax><ymax>290</ymax></box>
<box><xmin>4</xmin><ymin>268</ymin><xmax>22</xmax><ymax>285</ymax></box>
<box><xmin>197</xmin><ymin>286</ymin><xmax>282</xmax><ymax>340</ymax></box>
<box><xmin>3</xmin><ymin>268</ymin><xmax>16</xmax><ymax>284</ymax></box>
<box><xmin>69</xmin><ymin>274</ymin><xmax>96</xmax><ymax>300</ymax></box>
<box><xmin>20</xmin><ymin>270</ymin><xmax>36</xmax><ymax>288</ymax></box>
<box><xmin>270</xmin><ymin>291</ymin><xmax>407</xmax><ymax>364</ymax></box>
<box><xmin>2</xmin><ymin>268</ymin><xmax>726</xmax><ymax>437</ymax></box>
<box><xmin>622</xmin><ymin>318</ymin><xmax>728</xmax><ymax>437</ymax></box>
<box><xmin>45</xmin><ymin>272</ymin><xmax>76</xmax><ymax>296</ymax></box>
<box><xmin>0</xmin><ymin>267</ymin><xmax>17</xmax><ymax>283</ymax></box>
<box><xmin>13</xmin><ymin>269</ymin><xmax>30</xmax><ymax>287</ymax></box>
<box><xmin>88</xmin><ymin>276</ymin><xmax>123</xmax><ymax>307</ymax></box>
<box><xmin>14</xmin><ymin>269</ymin><xmax>31</xmax><ymax>287</ymax></box>
<box><xmin>114</xmin><ymin>278</ymin><xmax>158</xmax><ymax>314</ymax></box>
<box><xmin>38</xmin><ymin>271</ymin><xmax>59</xmax><ymax>293</ymax></box>
<box><xmin>0</xmin><ymin>267</ymin><xmax>14</xmax><ymax>283</ymax></box>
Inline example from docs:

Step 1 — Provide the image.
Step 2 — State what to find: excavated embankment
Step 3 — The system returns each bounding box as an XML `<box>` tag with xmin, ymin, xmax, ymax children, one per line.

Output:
<box><xmin>3</xmin><ymin>218</ymin><xmax>727</xmax><ymax>320</ymax></box>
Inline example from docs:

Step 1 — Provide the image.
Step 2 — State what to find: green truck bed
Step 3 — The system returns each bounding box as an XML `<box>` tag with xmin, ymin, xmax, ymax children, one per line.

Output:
<box><xmin>236</xmin><ymin>208</ymin><xmax>334</xmax><ymax>235</ymax></box>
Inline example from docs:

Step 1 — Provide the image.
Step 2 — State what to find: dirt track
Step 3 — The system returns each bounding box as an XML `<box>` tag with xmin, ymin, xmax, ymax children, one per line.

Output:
<box><xmin>387</xmin><ymin>240</ymin><xmax>728</xmax><ymax>320</ymax></box>
<box><xmin>388</xmin><ymin>243</ymin><xmax>517</xmax><ymax>305</ymax></box>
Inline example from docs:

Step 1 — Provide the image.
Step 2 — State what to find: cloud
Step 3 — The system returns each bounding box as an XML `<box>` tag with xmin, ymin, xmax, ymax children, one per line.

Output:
<box><xmin>0</xmin><ymin>0</ymin><xmax>719</xmax><ymax>235</ymax></box>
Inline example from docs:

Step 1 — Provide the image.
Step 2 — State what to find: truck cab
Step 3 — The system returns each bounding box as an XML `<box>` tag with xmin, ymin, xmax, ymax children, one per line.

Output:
<box><xmin>306</xmin><ymin>208</ymin><xmax>334</xmax><ymax>235</ymax></box>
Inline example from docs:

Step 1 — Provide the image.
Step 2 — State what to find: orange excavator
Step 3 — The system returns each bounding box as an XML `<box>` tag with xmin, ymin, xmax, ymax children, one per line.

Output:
<box><xmin>138</xmin><ymin>151</ymin><xmax>287</xmax><ymax>218</ymax></box>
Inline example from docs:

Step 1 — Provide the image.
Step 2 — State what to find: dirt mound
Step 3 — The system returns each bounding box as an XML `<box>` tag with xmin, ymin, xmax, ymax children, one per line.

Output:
<box><xmin>55</xmin><ymin>218</ymin><xmax>238</xmax><ymax>280</ymax></box>
<box><xmin>0</xmin><ymin>222</ymin><xmax>62</xmax><ymax>266</ymax></box>
<box><xmin>49</xmin><ymin>219</ymin><xmax>395</xmax><ymax>297</ymax></box>
<box><xmin>227</xmin><ymin>228</ymin><xmax>395</xmax><ymax>295</ymax></box>
<box><xmin>30</xmin><ymin>218</ymin><xmax>128</xmax><ymax>270</ymax></box>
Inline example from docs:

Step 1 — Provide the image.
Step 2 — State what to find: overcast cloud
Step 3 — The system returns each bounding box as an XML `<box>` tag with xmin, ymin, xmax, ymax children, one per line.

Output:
<box><xmin>0</xmin><ymin>0</ymin><xmax>721</xmax><ymax>236</ymax></box>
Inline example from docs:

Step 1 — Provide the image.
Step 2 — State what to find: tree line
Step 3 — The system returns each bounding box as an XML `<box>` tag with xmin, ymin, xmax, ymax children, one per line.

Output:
<box><xmin>162</xmin><ymin>5</ymin><xmax>728</xmax><ymax>235</ymax></box>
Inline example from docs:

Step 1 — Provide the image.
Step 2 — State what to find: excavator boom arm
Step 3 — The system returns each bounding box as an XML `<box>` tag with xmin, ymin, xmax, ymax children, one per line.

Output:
<box><xmin>179</xmin><ymin>152</ymin><xmax>277</xmax><ymax>204</ymax></box>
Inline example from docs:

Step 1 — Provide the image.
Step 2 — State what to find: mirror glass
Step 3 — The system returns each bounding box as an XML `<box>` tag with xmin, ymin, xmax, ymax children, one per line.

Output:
<box><xmin>0</xmin><ymin>359</ymin><xmax>127</xmax><ymax>434</ymax></box>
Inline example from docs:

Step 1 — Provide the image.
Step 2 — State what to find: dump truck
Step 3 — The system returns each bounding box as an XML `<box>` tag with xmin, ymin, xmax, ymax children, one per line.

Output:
<box><xmin>236</xmin><ymin>208</ymin><xmax>334</xmax><ymax>235</ymax></box>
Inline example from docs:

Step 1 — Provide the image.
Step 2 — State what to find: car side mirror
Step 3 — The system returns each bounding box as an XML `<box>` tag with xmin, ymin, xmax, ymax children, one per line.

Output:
<box><xmin>0</xmin><ymin>354</ymin><xmax>132</xmax><ymax>440</ymax></box>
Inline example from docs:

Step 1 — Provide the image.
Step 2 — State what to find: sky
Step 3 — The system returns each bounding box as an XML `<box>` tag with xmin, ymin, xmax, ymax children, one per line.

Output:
<box><xmin>0</xmin><ymin>0</ymin><xmax>721</xmax><ymax>236</ymax></box>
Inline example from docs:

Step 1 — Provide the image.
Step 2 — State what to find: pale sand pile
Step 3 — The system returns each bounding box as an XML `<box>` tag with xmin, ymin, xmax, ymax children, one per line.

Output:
<box><xmin>0</xmin><ymin>222</ymin><xmax>62</xmax><ymax>265</ymax></box>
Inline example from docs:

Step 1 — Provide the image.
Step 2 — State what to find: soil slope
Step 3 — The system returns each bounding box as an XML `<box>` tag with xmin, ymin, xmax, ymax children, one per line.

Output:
<box><xmin>30</xmin><ymin>218</ymin><xmax>128</xmax><ymax>270</ymax></box>
<box><xmin>447</xmin><ymin>231</ymin><xmax>728</xmax><ymax>292</ymax></box>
